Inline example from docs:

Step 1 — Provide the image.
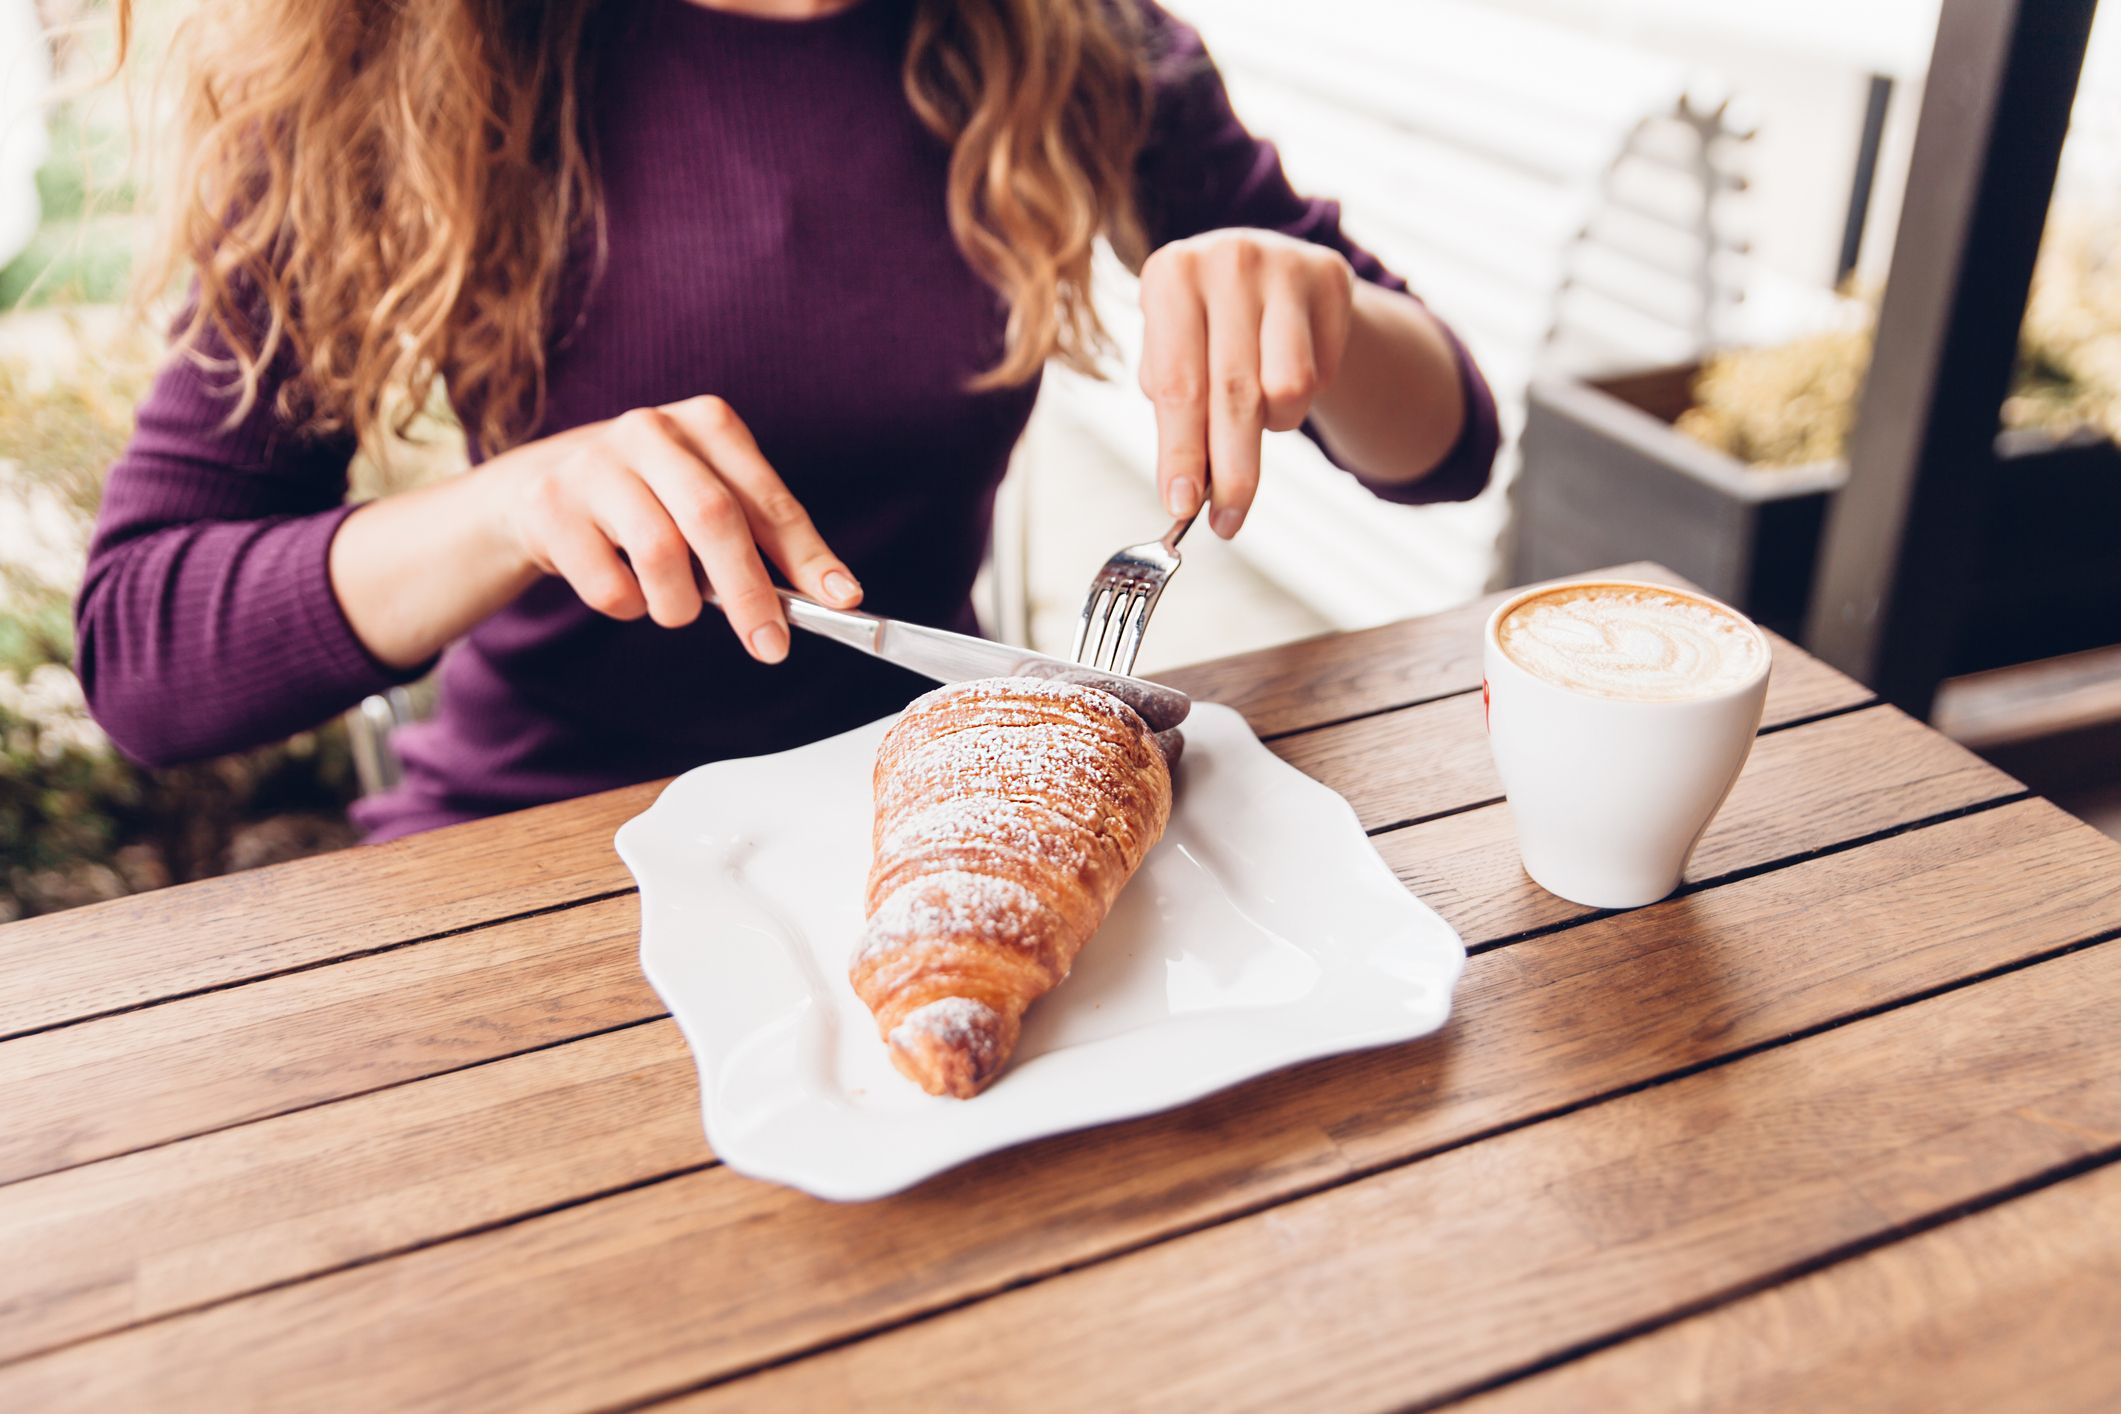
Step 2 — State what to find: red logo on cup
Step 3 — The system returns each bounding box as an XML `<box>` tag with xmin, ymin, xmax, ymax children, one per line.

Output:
<box><xmin>1482</xmin><ymin>677</ymin><xmax>1491</xmax><ymax>732</ymax></box>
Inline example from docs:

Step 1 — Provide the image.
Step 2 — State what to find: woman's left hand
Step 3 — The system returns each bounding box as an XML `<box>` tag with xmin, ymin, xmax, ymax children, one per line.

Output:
<box><xmin>1136</xmin><ymin>228</ymin><xmax>1355</xmax><ymax>538</ymax></box>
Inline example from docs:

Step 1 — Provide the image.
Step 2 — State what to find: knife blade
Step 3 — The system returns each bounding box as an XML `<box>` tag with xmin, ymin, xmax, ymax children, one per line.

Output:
<box><xmin>731</xmin><ymin>588</ymin><xmax>1192</xmax><ymax>731</ymax></box>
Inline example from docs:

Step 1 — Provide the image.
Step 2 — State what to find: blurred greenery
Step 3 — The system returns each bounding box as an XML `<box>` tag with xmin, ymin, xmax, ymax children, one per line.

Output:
<box><xmin>0</xmin><ymin>215</ymin><xmax>134</xmax><ymax>308</ymax></box>
<box><xmin>0</xmin><ymin>8</ymin><xmax>461</xmax><ymax>920</ymax></box>
<box><xmin>0</xmin><ymin>324</ymin><xmax>369</xmax><ymax>922</ymax></box>
<box><xmin>1</xmin><ymin>99</ymin><xmax>140</xmax><ymax>310</ymax></box>
<box><xmin>32</xmin><ymin>108</ymin><xmax>139</xmax><ymax>221</ymax></box>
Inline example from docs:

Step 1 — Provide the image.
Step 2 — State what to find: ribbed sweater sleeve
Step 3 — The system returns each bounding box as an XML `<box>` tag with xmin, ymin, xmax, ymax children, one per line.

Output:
<box><xmin>1133</xmin><ymin>7</ymin><xmax>1501</xmax><ymax>504</ymax></box>
<box><xmin>73</xmin><ymin>332</ymin><xmax>421</xmax><ymax>768</ymax></box>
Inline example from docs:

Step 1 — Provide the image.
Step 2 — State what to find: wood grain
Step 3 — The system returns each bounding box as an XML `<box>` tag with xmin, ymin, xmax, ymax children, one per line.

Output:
<box><xmin>0</xmin><ymin>572</ymin><xmax>1554</xmax><ymax>1038</ymax></box>
<box><xmin>1153</xmin><ymin>565</ymin><xmax>1625</xmax><ymax>734</ymax></box>
<box><xmin>0</xmin><ymin>895</ymin><xmax>657</xmax><ymax>1184</ymax></box>
<box><xmin>676</xmin><ymin>943</ymin><xmax>2121</xmax><ymax>1413</ymax></box>
<box><xmin>0</xmin><ymin>707</ymin><xmax>2007</xmax><ymax>1193</ymax></box>
<box><xmin>1454</xmin><ymin>1162</ymin><xmax>2121</xmax><ymax>1414</ymax></box>
<box><xmin>0</xmin><ymin>1022</ymin><xmax>706</xmax><ymax>1364</ymax></box>
<box><xmin>1275</xmin><ymin>676</ymin><xmax>1960</xmax><ymax>835</ymax></box>
<box><xmin>5</xmin><ymin>803</ymin><xmax>2112</xmax><ymax>1407</ymax></box>
<box><xmin>1379</xmin><ymin>704</ymin><xmax>2022</xmax><ymax>941</ymax></box>
<box><xmin>1161</xmin><ymin>561</ymin><xmax>1865</xmax><ymax>735</ymax></box>
<box><xmin>0</xmin><ymin>724</ymin><xmax>2040</xmax><ymax>1359</ymax></box>
<box><xmin>0</xmin><ymin>781</ymin><xmax>658</xmax><ymax>1040</ymax></box>
<box><xmin>0</xmin><ymin>564</ymin><xmax>1864</xmax><ymax>1042</ymax></box>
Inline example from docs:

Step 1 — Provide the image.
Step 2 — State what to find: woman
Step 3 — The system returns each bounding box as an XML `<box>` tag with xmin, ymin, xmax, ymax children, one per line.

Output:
<box><xmin>79</xmin><ymin>0</ymin><xmax>1498</xmax><ymax>841</ymax></box>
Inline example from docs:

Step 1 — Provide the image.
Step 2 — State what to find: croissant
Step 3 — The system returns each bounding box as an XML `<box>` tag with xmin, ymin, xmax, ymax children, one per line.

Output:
<box><xmin>849</xmin><ymin>677</ymin><xmax>1175</xmax><ymax>1098</ymax></box>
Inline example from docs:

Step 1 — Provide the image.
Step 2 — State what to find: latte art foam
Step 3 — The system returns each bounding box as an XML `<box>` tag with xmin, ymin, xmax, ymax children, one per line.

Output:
<box><xmin>1497</xmin><ymin>584</ymin><xmax>1767</xmax><ymax>702</ymax></box>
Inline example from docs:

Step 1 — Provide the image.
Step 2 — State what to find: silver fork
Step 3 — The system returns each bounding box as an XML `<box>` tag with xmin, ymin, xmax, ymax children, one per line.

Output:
<box><xmin>1070</xmin><ymin>508</ymin><xmax>1202</xmax><ymax>676</ymax></box>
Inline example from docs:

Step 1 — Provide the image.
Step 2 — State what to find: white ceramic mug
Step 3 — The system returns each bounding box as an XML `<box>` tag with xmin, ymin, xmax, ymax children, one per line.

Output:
<box><xmin>1481</xmin><ymin>580</ymin><xmax>1772</xmax><ymax>909</ymax></box>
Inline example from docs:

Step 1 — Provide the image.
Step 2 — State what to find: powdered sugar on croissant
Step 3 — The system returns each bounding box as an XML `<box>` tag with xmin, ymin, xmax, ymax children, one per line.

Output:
<box><xmin>849</xmin><ymin>677</ymin><xmax>1174</xmax><ymax>1098</ymax></box>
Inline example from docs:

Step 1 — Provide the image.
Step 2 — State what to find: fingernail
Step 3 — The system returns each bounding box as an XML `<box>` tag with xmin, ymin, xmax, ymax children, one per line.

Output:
<box><xmin>822</xmin><ymin>569</ymin><xmax>860</xmax><ymax>604</ymax></box>
<box><xmin>1211</xmin><ymin>507</ymin><xmax>1244</xmax><ymax>538</ymax></box>
<box><xmin>750</xmin><ymin>622</ymin><xmax>789</xmax><ymax>663</ymax></box>
<box><xmin>1165</xmin><ymin>477</ymin><xmax>1201</xmax><ymax>518</ymax></box>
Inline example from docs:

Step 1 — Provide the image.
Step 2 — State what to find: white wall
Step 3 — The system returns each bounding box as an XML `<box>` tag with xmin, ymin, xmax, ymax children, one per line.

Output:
<box><xmin>0</xmin><ymin>0</ymin><xmax>52</xmax><ymax>270</ymax></box>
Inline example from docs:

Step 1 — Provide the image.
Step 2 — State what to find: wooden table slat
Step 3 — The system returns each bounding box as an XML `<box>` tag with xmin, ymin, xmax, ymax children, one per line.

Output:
<box><xmin>1148</xmin><ymin>563</ymin><xmax>1665</xmax><ymax>737</ymax></box>
<box><xmin>1159</xmin><ymin>561</ymin><xmax>1865</xmax><ymax>738</ymax></box>
<box><xmin>0</xmin><ymin>1023</ymin><xmax>704</xmax><ymax>1365</ymax></box>
<box><xmin>0</xmin><ymin>728</ymin><xmax>2051</xmax><ymax>1358</ymax></box>
<box><xmin>9</xmin><ymin>563</ymin><xmax>2107</xmax><ymax>1414</ymax></box>
<box><xmin>1</xmin><ymin>564</ymin><xmax>1866</xmax><ymax>1042</ymax></box>
<box><xmin>1380</xmin><ymin>704</ymin><xmax>2020</xmax><ymax>943</ymax></box>
<box><xmin>0</xmin><ymin>896</ymin><xmax>656</xmax><ymax>1185</ymax></box>
<box><xmin>1271</xmin><ymin>637</ymin><xmax>1882</xmax><ymax>835</ymax></box>
<box><xmin>673</xmin><ymin>943</ymin><xmax>2121</xmax><ymax>1413</ymax></box>
<box><xmin>0</xmin><ymin>782</ymin><xmax>659</xmax><ymax>1041</ymax></box>
<box><xmin>1453</xmin><ymin>1161</ymin><xmax>2121</xmax><ymax>1414</ymax></box>
<box><xmin>0</xmin><ymin>705</ymin><xmax>2012</xmax><ymax>1189</ymax></box>
<box><xmin>4</xmin><ymin>802</ymin><xmax>2113</xmax><ymax>1405</ymax></box>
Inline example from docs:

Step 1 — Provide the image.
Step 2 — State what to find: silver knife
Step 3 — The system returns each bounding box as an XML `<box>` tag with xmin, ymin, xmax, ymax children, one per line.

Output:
<box><xmin>722</xmin><ymin>588</ymin><xmax>1191</xmax><ymax>731</ymax></box>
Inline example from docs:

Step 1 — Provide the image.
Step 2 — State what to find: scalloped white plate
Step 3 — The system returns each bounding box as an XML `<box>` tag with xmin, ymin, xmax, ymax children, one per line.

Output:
<box><xmin>616</xmin><ymin>701</ymin><xmax>1464</xmax><ymax>1201</ymax></box>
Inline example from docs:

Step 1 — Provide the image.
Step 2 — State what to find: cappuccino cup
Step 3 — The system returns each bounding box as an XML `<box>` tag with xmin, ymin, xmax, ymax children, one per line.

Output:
<box><xmin>1482</xmin><ymin>579</ymin><xmax>1771</xmax><ymax>909</ymax></box>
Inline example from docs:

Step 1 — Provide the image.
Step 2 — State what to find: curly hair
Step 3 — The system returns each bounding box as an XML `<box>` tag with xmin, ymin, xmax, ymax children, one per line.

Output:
<box><xmin>118</xmin><ymin>0</ymin><xmax>1149</xmax><ymax>452</ymax></box>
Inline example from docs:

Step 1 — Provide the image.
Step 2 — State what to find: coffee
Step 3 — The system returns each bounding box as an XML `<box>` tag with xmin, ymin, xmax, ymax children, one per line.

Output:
<box><xmin>1484</xmin><ymin>580</ymin><xmax>1773</xmax><ymax>908</ymax></box>
<box><xmin>1496</xmin><ymin>583</ymin><xmax>1766</xmax><ymax>703</ymax></box>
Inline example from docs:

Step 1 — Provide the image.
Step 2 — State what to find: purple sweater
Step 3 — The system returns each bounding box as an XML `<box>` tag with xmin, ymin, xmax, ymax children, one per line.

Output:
<box><xmin>76</xmin><ymin>0</ymin><xmax>1499</xmax><ymax>841</ymax></box>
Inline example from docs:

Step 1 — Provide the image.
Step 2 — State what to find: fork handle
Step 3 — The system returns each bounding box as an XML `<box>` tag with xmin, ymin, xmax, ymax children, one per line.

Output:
<box><xmin>1160</xmin><ymin>508</ymin><xmax>1202</xmax><ymax>556</ymax></box>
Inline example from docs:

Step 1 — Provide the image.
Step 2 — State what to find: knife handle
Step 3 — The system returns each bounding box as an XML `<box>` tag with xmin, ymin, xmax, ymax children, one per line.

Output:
<box><xmin>703</xmin><ymin>586</ymin><xmax>884</xmax><ymax>656</ymax></box>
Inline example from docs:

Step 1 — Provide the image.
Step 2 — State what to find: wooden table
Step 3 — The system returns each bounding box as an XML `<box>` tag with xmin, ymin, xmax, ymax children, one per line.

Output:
<box><xmin>5</xmin><ymin>562</ymin><xmax>2118</xmax><ymax>1411</ymax></box>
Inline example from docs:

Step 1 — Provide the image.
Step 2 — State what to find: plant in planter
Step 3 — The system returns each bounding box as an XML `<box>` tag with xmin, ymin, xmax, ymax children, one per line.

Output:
<box><xmin>0</xmin><ymin>10</ymin><xmax>470</xmax><ymax>919</ymax></box>
<box><xmin>0</xmin><ymin>314</ymin><xmax>462</xmax><ymax>921</ymax></box>
<box><xmin>1512</xmin><ymin>355</ymin><xmax>1852</xmax><ymax>639</ymax></box>
<box><xmin>1512</xmin><ymin>209</ymin><xmax>2121</xmax><ymax>640</ymax></box>
<box><xmin>0</xmin><ymin>319</ymin><xmax>361</xmax><ymax>920</ymax></box>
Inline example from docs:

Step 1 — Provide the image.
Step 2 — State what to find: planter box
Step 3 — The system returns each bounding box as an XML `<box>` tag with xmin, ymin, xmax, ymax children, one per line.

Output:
<box><xmin>1954</xmin><ymin>424</ymin><xmax>2121</xmax><ymax>674</ymax></box>
<box><xmin>1510</xmin><ymin>365</ymin><xmax>1846</xmax><ymax>638</ymax></box>
<box><xmin>1512</xmin><ymin>364</ymin><xmax>2121</xmax><ymax>669</ymax></box>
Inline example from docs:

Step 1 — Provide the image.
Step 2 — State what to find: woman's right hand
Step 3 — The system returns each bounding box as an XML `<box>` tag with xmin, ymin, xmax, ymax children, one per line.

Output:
<box><xmin>488</xmin><ymin>395</ymin><xmax>860</xmax><ymax>663</ymax></box>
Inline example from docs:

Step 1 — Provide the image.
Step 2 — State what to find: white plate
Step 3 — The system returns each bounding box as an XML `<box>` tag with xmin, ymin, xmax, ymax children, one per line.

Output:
<box><xmin>616</xmin><ymin>701</ymin><xmax>1465</xmax><ymax>1201</ymax></box>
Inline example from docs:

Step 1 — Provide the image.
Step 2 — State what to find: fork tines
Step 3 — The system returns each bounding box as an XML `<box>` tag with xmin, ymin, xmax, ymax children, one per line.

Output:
<box><xmin>1072</xmin><ymin>571</ymin><xmax>1162</xmax><ymax>677</ymax></box>
<box><xmin>1071</xmin><ymin>513</ymin><xmax>1195</xmax><ymax>678</ymax></box>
